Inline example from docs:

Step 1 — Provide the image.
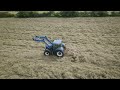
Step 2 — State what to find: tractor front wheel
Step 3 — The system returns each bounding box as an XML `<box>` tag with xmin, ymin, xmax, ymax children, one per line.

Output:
<box><xmin>44</xmin><ymin>49</ymin><xmax>51</xmax><ymax>56</ymax></box>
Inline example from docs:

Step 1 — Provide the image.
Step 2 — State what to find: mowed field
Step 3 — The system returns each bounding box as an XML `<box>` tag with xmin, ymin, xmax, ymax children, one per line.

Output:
<box><xmin>0</xmin><ymin>17</ymin><xmax>120</xmax><ymax>79</ymax></box>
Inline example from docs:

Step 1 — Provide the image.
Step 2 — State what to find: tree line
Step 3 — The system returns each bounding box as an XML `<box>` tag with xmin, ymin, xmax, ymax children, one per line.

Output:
<box><xmin>0</xmin><ymin>11</ymin><xmax>120</xmax><ymax>18</ymax></box>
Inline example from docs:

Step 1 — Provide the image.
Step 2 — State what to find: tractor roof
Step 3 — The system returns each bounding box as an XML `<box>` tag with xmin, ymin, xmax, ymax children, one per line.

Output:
<box><xmin>53</xmin><ymin>40</ymin><xmax>62</xmax><ymax>45</ymax></box>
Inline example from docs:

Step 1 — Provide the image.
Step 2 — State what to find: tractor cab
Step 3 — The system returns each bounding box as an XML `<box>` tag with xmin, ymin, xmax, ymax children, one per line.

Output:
<box><xmin>52</xmin><ymin>40</ymin><xmax>62</xmax><ymax>49</ymax></box>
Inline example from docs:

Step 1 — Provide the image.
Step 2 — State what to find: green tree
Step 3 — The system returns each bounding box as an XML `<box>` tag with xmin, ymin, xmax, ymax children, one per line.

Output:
<box><xmin>111</xmin><ymin>11</ymin><xmax>120</xmax><ymax>16</ymax></box>
<box><xmin>79</xmin><ymin>11</ymin><xmax>91</xmax><ymax>17</ymax></box>
<box><xmin>0</xmin><ymin>12</ymin><xmax>15</xmax><ymax>18</ymax></box>
<box><xmin>16</xmin><ymin>11</ymin><xmax>39</xmax><ymax>18</ymax></box>
<box><xmin>59</xmin><ymin>11</ymin><xmax>79</xmax><ymax>17</ymax></box>
<box><xmin>90</xmin><ymin>11</ymin><xmax>108</xmax><ymax>17</ymax></box>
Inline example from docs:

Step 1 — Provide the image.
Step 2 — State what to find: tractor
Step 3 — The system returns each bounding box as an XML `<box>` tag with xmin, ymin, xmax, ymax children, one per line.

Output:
<box><xmin>33</xmin><ymin>36</ymin><xmax>66</xmax><ymax>57</ymax></box>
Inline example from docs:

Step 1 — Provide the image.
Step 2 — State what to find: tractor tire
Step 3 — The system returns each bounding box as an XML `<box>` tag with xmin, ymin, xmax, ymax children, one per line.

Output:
<box><xmin>44</xmin><ymin>49</ymin><xmax>51</xmax><ymax>56</ymax></box>
<box><xmin>55</xmin><ymin>50</ymin><xmax>64</xmax><ymax>57</ymax></box>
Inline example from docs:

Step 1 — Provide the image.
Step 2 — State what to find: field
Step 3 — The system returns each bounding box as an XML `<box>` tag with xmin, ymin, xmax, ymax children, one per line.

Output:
<box><xmin>0</xmin><ymin>17</ymin><xmax>120</xmax><ymax>79</ymax></box>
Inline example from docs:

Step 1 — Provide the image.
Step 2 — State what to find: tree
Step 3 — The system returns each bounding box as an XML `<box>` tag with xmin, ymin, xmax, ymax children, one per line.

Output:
<box><xmin>0</xmin><ymin>12</ymin><xmax>15</xmax><ymax>17</ymax></box>
<box><xmin>79</xmin><ymin>11</ymin><xmax>91</xmax><ymax>17</ymax></box>
<box><xmin>59</xmin><ymin>11</ymin><xmax>79</xmax><ymax>17</ymax></box>
<box><xmin>90</xmin><ymin>11</ymin><xmax>108</xmax><ymax>17</ymax></box>
<box><xmin>111</xmin><ymin>11</ymin><xmax>120</xmax><ymax>16</ymax></box>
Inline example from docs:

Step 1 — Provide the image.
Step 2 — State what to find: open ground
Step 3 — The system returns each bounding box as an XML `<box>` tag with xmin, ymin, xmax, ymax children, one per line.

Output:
<box><xmin>0</xmin><ymin>17</ymin><xmax>120</xmax><ymax>79</ymax></box>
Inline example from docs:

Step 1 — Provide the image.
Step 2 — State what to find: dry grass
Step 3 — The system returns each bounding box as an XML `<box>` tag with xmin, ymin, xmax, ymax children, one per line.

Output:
<box><xmin>0</xmin><ymin>17</ymin><xmax>120</xmax><ymax>79</ymax></box>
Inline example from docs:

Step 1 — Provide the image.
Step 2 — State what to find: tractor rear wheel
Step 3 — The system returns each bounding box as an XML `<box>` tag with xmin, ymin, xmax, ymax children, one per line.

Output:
<box><xmin>55</xmin><ymin>50</ymin><xmax>64</xmax><ymax>57</ymax></box>
<box><xmin>44</xmin><ymin>49</ymin><xmax>51</xmax><ymax>56</ymax></box>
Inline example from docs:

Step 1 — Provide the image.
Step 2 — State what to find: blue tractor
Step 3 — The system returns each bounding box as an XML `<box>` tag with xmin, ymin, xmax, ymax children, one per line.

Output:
<box><xmin>33</xmin><ymin>36</ymin><xmax>66</xmax><ymax>57</ymax></box>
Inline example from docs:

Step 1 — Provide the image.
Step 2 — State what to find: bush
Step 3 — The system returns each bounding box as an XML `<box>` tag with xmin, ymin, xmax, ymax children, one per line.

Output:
<box><xmin>11</xmin><ymin>11</ymin><xmax>120</xmax><ymax>18</ymax></box>
<box><xmin>0</xmin><ymin>12</ymin><xmax>15</xmax><ymax>18</ymax></box>
<box><xmin>16</xmin><ymin>11</ymin><xmax>30</xmax><ymax>18</ymax></box>
<box><xmin>53</xmin><ymin>12</ymin><xmax>61</xmax><ymax>17</ymax></box>
<box><xmin>110</xmin><ymin>11</ymin><xmax>120</xmax><ymax>16</ymax></box>
<box><xmin>28</xmin><ymin>12</ymin><xmax>40</xmax><ymax>17</ymax></box>
<box><xmin>79</xmin><ymin>12</ymin><xmax>91</xmax><ymax>17</ymax></box>
<box><xmin>45</xmin><ymin>11</ymin><xmax>55</xmax><ymax>17</ymax></box>
<box><xmin>16</xmin><ymin>11</ymin><xmax>40</xmax><ymax>18</ymax></box>
<box><xmin>59</xmin><ymin>11</ymin><xmax>80</xmax><ymax>17</ymax></box>
<box><xmin>49</xmin><ymin>11</ymin><xmax>56</xmax><ymax>17</ymax></box>
<box><xmin>39</xmin><ymin>11</ymin><xmax>55</xmax><ymax>17</ymax></box>
<box><xmin>16</xmin><ymin>11</ymin><xmax>55</xmax><ymax>17</ymax></box>
<box><xmin>90</xmin><ymin>11</ymin><xmax>109</xmax><ymax>17</ymax></box>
